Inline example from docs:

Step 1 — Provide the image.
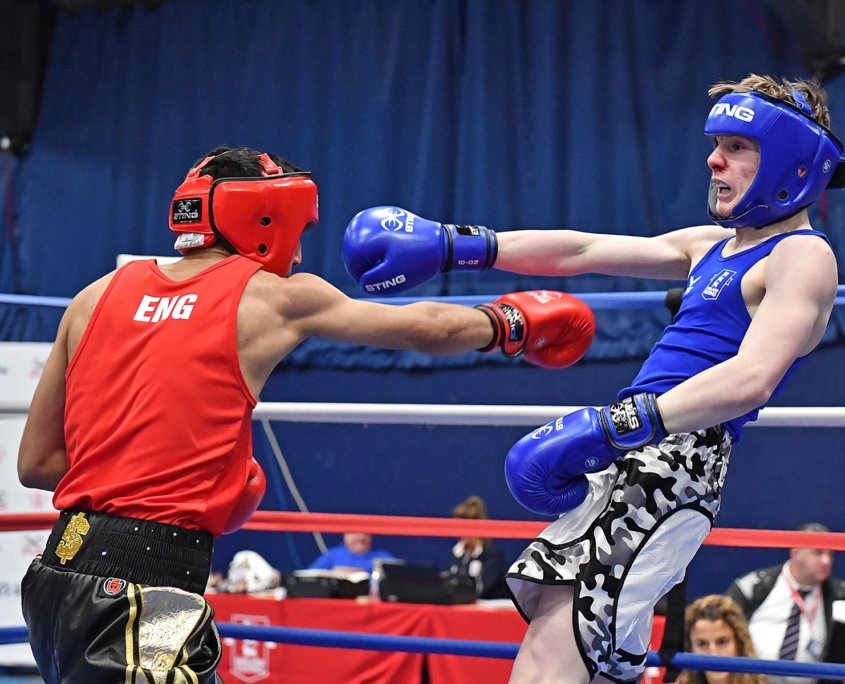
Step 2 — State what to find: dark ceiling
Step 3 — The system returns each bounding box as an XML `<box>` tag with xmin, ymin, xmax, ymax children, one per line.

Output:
<box><xmin>49</xmin><ymin>0</ymin><xmax>164</xmax><ymax>8</ymax></box>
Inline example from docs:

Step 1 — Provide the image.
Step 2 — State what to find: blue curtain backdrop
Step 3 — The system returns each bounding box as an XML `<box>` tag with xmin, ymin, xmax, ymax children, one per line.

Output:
<box><xmin>4</xmin><ymin>0</ymin><xmax>845</xmax><ymax>363</ymax></box>
<box><xmin>2</xmin><ymin>0</ymin><xmax>845</xmax><ymax>603</ymax></box>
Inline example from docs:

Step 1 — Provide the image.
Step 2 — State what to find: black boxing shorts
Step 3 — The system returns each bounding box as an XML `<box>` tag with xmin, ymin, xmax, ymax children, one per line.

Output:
<box><xmin>22</xmin><ymin>509</ymin><xmax>220</xmax><ymax>684</ymax></box>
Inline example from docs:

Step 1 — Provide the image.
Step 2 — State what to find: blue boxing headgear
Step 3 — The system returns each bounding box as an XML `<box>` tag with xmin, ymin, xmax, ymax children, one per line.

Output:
<box><xmin>704</xmin><ymin>90</ymin><xmax>844</xmax><ymax>228</ymax></box>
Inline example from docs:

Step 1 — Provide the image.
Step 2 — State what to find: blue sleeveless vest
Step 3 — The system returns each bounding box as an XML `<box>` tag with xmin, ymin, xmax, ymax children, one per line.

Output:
<box><xmin>619</xmin><ymin>229</ymin><xmax>829</xmax><ymax>443</ymax></box>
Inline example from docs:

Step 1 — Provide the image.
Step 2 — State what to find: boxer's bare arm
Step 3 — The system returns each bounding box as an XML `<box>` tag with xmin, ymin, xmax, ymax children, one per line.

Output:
<box><xmin>495</xmin><ymin>225</ymin><xmax>726</xmax><ymax>280</ymax></box>
<box><xmin>236</xmin><ymin>271</ymin><xmax>495</xmax><ymax>395</ymax></box>
<box><xmin>284</xmin><ymin>273</ymin><xmax>493</xmax><ymax>351</ymax></box>
<box><xmin>18</xmin><ymin>309</ymin><xmax>71</xmax><ymax>490</ymax></box>
<box><xmin>18</xmin><ymin>275</ymin><xmax>113</xmax><ymax>490</ymax></box>
<box><xmin>656</xmin><ymin>235</ymin><xmax>837</xmax><ymax>433</ymax></box>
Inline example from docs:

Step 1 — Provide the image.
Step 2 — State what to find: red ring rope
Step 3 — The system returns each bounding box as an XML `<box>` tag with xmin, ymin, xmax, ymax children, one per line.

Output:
<box><xmin>2</xmin><ymin>511</ymin><xmax>844</xmax><ymax>550</ymax></box>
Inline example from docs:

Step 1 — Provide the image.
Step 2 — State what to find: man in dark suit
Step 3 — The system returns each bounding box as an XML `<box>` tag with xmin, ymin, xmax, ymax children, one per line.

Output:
<box><xmin>726</xmin><ymin>523</ymin><xmax>845</xmax><ymax>684</ymax></box>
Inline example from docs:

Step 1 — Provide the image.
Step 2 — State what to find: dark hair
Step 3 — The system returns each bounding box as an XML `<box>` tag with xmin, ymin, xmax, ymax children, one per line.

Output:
<box><xmin>664</xmin><ymin>287</ymin><xmax>683</xmax><ymax>319</ymax></box>
<box><xmin>796</xmin><ymin>522</ymin><xmax>830</xmax><ymax>534</ymax></box>
<box><xmin>181</xmin><ymin>146</ymin><xmax>308</xmax><ymax>256</ymax></box>
<box><xmin>191</xmin><ymin>145</ymin><xmax>305</xmax><ymax>179</ymax></box>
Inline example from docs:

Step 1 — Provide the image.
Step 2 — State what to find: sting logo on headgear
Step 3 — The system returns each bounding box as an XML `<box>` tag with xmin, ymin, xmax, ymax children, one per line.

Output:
<box><xmin>704</xmin><ymin>90</ymin><xmax>845</xmax><ymax>229</ymax></box>
<box><xmin>171</xmin><ymin>198</ymin><xmax>202</xmax><ymax>224</ymax></box>
<box><xmin>169</xmin><ymin>152</ymin><xmax>319</xmax><ymax>278</ymax></box>
<box><xmin>709</xmin><ymin>103</ymin><xmax>755</xmax><ymax>122</ymax></box>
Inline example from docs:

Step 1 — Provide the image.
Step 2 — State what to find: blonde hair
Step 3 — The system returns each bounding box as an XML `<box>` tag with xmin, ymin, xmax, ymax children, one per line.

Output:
<box><xmin>708</xmin><ymin>74</ymin><xmax>830</xmax><ymax>129</ymax></box>
<box><xmin>676</xmin><ymin>595</ymin><xmax>766</xmax><ymax>684</ymax></box>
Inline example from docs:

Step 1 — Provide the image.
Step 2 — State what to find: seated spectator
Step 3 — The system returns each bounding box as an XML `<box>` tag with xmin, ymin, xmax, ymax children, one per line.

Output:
<box><xmin>725</xmin><ymin>522</ymin><xmax>845</xmax><ymax>682</ymax></box>
<box><xmin>677</xmin><ymin>595</ymin><xmax>765</xmax><ymax>684</ymax></box>
<box><xmin>444</xmin><ymin>495</ymin><xmax>507</xmax><ymax>599</ymax></box>
<box><xmin>206</xmin><ymin>551</ymin><xmax>282</xmax><ymax>593</ymax></box>
<box><xmin>308</xmin><ymin>532</ymin><xmax>395</xmax><ymax>573</ymax></box>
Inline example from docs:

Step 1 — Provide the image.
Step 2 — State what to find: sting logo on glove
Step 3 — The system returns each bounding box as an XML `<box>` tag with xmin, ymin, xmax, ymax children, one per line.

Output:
<box><xmin>499</xmin><ymin>305</ymin><xmax>525</xmax><ymax>346</ymax></box>
<box><xmin>474</xmin><ymin>291</ymin><xmax>595</xmax><ymax>368</ymax></box>
<box><xmin>599</xmin><ymin>393</ymin><xmax>668</xmax><ymax>451</ymax></box>
<box><xmin>526</xmin><ymin>290</ymin><xmax>562</xmax><ymax>304</ymax></box>
<box><xmin>504</xmin><ymin>392</ymin><xmax>669</xmax><ymax>517</ymax></box>
<box><xmin>608</xmin><ymin>398</ymin><xmax>644</xmax><ymax>435</ymax></box>
<box><xmin>342</xmin><ymin>206</ymin><xmax>497</xmax><ymax>295</ymax></box>
<box><xmin>380</xmin><ymin>209</ymin><xmax>412</xmax><ymax>232</ymax></box>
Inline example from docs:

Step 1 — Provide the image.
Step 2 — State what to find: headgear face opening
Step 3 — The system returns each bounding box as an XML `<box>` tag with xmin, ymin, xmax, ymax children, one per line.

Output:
<box><xmin>704</xmin><ymin>91</ymin><xmax>843</xmax><ymax>229</ymax></box>
<box><xmin>169</xmin><ymin>153</ymin><xmax>319</xmax><ymax>277</ymax></box>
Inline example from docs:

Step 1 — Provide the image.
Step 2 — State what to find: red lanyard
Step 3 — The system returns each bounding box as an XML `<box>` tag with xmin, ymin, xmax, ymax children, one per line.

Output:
<box><xmin>782</xmin><ymin>566</ymin><xmax>821</xmax><ymax>625</ymax></box>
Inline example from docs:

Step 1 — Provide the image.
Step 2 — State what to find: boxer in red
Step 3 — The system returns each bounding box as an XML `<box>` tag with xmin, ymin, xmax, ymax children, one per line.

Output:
<box><xmin>16</xmin><ymin>146</ymin><xmax>595</xmax><ymax>684</ymax></box>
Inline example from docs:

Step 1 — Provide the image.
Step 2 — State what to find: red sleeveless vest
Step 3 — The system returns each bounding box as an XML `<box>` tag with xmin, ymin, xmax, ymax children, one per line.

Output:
<box><xmin>55</xmin><ymin>255</ymin><xmax>262</xmax><ymax>536</ymax></box>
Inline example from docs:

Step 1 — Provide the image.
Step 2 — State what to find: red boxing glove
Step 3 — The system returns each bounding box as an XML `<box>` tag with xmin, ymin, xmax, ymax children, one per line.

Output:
<box><xmin>223</xmin><ymin>458</ymin><xmax>267</xmax><ymax>534</ymax></box>
<box><xmin>475</xmin><ymin>290</ymin><xmax>595</xmax><ymax>368</ymax></box>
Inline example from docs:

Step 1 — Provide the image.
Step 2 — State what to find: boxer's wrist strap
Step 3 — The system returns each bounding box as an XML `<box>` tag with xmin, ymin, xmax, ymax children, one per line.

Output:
<box><xmin>475</xmin><ymin>304</ymin><xmax>502</xmax><ymax>353</ymax></box>
<box><xmin>599</xmin><ymin>393</ymin><xmax>668</xmax><ymax>452</ymax></box>
<box><xmin>474</xmin><ymin>303</ymin><xmax>526</xmax><ymax>357</ymax></box>
<box><xmin>443</xmin><ymin>225</ymin><xmax>498</xmax><ymax>273</ymax></box>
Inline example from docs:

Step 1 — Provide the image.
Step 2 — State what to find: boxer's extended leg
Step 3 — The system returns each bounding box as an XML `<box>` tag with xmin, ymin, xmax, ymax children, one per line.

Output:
<box><xmin>509</xmin><ymin>585</ymin><xmax>588</xmax><ymax>684</ymax></box>
<box><xmin>507</xmin><ymin>427</ymin><xmax>731</xmax><ymax>683</ymax></box>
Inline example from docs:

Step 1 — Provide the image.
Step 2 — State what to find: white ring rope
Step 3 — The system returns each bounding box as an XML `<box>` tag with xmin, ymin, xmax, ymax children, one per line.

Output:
<box><xmin>2</xmin><ymin>401</ymin><xmax>845</xmax><ymax>427</ymax></box>
<box><xmin>250</xmin><ymin>403</ymin><xmax>845</xmax><ymax>428</ymax></box>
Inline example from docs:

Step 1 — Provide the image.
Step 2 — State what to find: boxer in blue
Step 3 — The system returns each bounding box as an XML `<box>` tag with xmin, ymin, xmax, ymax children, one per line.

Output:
<box><xmin>342</xmin><ymin>75</ymin><xmax>842</xmax><ymax>683</ymax></box>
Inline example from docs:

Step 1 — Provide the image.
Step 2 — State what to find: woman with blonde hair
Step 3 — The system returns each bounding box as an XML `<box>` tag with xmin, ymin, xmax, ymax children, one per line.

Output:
<box><xmin>677</xmin><ymin>595</ymin><xmax>767</xmax><ymax>684</ymax></box>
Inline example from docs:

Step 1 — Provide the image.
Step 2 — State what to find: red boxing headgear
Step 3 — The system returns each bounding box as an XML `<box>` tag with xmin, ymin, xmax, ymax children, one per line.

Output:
<box><xmin>169</xmin><ymin>153</ymin><xmax>319</xmax><ymax>278</ymax></box>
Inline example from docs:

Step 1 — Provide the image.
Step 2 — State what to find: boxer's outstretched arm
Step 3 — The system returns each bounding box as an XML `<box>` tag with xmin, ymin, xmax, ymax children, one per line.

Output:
<box><xmin>655</xmin><ymin>235</ymin><xmax>837</xmax><ymax>433</ymax></box>
<box><xmin>494</xmin><ymin>225</ymin><xmax>725</xmax><ymax>280</ymax></box>
<box><xmin>18</xmin><ymin>309</ymin><xmax>71</xmax><ymax>491</ymax></box>
<box><xmin>281</xmin><ymin>273</ymin><xmax>494</xmax><ymax>355</ymax></box>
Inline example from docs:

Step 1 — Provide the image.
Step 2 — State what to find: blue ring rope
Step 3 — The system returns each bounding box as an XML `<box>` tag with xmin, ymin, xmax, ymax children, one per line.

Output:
<box><xmin>0</xmin><ymin>627</ymin><xmax>27</xmax><ymax>646</ymax></box>
<box><xmin>368</xmin><ymin>292</ymin><xmax>668</xmax><ymax>309</ymax></box>
<box><xmin>4</xmin><ymin>289</ymin><xmax>845</xmax><ymax>310</ymax></box>
<box><xmin>0</xmin><ymin>294</ymin><xmax>72</xmax><ymax>308</ymax></box>
<box><xmin>221</xmin><ymin>622</ymin><xmax>518</xmax><ymax>658</ymax></box>
<box><xmin>3</xmin><ymin>622</ymin><xmax>845</xmax><ymax>678</ymax></box>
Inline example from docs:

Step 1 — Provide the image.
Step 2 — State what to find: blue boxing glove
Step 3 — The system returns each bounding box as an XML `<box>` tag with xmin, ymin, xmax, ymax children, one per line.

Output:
<box><xmin>342</xmin><ymin>206</ymin><xmax>497</xmax><ymax>295</ymax></box>
<box><xmin>505</xmin><ymin>393</ymin><xmax>668</xmax><ymax>516</ymax></box>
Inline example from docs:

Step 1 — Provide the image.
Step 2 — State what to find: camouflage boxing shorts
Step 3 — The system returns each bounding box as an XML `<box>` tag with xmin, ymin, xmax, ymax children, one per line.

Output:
<box><xmin>506</xmin><ymin>427</ymin><xmax>731</xmax><ymax>683</ymax></box>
